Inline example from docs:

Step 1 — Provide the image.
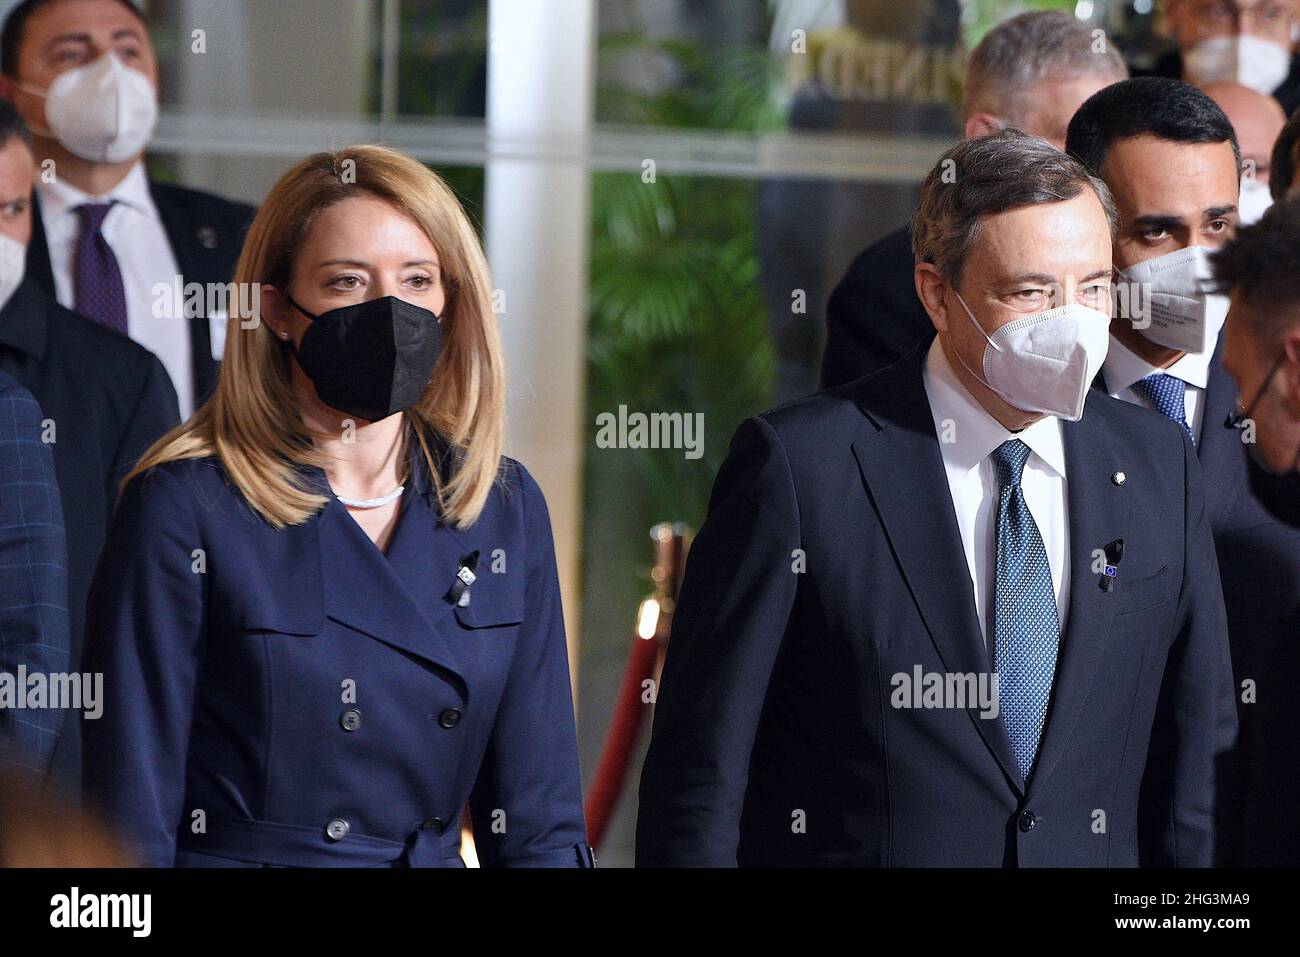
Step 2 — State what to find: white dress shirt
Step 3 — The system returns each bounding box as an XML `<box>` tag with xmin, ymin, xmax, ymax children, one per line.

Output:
<box><xmin>921</xmin><ymin>337</ymin><xmax>1071</xmax><ymax>650</ymax></box>
<box><xmin>1101</xmin><ymin>333</ymin><xmax>1212</xmax><ymax>443</ymax></box>
<box><xmin>36</xmin><ymin>163</ymin><xmax>192</xmax><ymax>416</ymax></box>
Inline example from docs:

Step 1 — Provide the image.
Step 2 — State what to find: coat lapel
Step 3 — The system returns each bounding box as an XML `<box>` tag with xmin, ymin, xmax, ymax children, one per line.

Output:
<box><xmin>1027</xmin><ymin>395</ymin><xmax>1131</xmax><ymax>795</ymax></box>
<box><xmin>849</xmin><ymin>342</ymin><xmax>1024</xmax><ymax>792</ymax></box>
<box><xmin>307</xmin><ymin>448</ymin><xmax>470</xmax><ymax>694</ymax></box>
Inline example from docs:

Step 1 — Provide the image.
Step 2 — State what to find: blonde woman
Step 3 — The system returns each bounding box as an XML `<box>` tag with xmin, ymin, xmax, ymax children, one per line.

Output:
<box><xmin>81</xmin><ymin>145</ymin><xmax>593</xmax><ymax>868</ymax></box>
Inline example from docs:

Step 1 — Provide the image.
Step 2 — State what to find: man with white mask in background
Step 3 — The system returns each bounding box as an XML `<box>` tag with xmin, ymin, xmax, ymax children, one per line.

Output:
<box><xmin>1144</xmin><ymin>0</ymin><xmax>1300</xmax><ymax>114</ymax></box>
<box><xmin>1068</xmin><ymin>76</ymin><xmax>1300</xmax><ymax>866</ymax></box>
<box><xmin>0</xmin><ymin>0</ymin><xmax>254</xmax><ymax>418</ymax></box>
<box><xmin>1203</xmin><ymin>82</ymin><xmax>1287</xmax><ymax>223</ymax></box>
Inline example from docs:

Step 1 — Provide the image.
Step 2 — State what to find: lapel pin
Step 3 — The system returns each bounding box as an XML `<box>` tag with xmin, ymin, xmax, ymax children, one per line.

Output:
<box><xmin>1111</xmin><ymin>470</ymin><xmax>1126</xmax><ymax>486</ymax></box>
<box><xmin>446</xmin><ymin>550</ymin><xmax>480</xmax><ymax>607</ymax></box>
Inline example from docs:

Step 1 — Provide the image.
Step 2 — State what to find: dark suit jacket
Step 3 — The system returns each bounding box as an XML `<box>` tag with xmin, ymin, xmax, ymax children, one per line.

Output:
<box><xmin>27</xmin><ymin>178</ymin><xmax>256</xmax><ymax>407</ymax></box>
<box><xmin>0</xmin><ymin>372</ymin><xmax>69</xmax><ymax>776</ymax></box>
<box><xmin>820</xmin><ymin>222</ymin><xmax>931</xmax><ymax>389</ymax></box>
<box><xmin>82</xmin><ymin>432</ymin><xmax>592</xmax><ymax>868</ymax></box>
<box><xmin>0</xmin><ymin>278</ymin><xmax>180</xmax><ymax>787</ymax></box>
<box><xmin>827</xmin><ymin>238</ymin><xmax>1300</xmax><ymax>862</ymax></box>
<box><xmin>1114</xmin><ymin>341</ymin><xmax>1300</xmax><ymax>867</ymax></box>
<box><xmin>637</xmin><ymin>338</ymin><xmax>1236</xmax><ymax>867</ymax></box>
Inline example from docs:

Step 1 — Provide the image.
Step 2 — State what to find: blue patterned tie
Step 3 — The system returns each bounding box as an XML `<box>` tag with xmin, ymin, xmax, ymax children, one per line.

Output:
<box><xmin>74</xmin><ymin>201</ymin><xmax>128</xmax><ymax>335</ymax></box>
<box><xmin>1134</xmin><ymin>373</ymin><xmax>1194</xmax><ymax>445</ymax></box>
<box><xmin>991</xmin><ymin>438</ymin><xmax>1060</xmax><ymax>783</ymax></box>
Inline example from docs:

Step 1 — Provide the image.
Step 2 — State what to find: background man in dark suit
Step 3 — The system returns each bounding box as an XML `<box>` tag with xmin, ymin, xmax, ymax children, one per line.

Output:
<box><xmin>821</xmin><ymin>10</ymin><xmax>1128</xmax><ymax>389</ymax></box>
<box><xmin>1066</xmin><ymin>77</ymin><xmax>1300</xmax><ymax>864</ymax></box>
<box><xmin>1210</xmin><ymin>198</ymin><xmax>1300</xmax><ymax>861</ymax></box>
<box><xmin>0</xmin><ymin>369</ymin><xmax>68</xmax><ymax>777</ymax></box>
<box><xmin>637</xmin><ymin>131</ymin><xmax>1236</xmax><ymax>867</ymax></box>
<box><xmin>0</xmin><ymin>0</ymin><xmax>254</xmax><ymax>417</ymax></box>
<box><xmin>0</xmin><ymin>98</ymin><xmax>178</xmax><ymax>788</ymax></box>
<box><xmin>1141</xmin><ymin>0</ymin><xmax>1300</xmax><ymax>114</ymax></box>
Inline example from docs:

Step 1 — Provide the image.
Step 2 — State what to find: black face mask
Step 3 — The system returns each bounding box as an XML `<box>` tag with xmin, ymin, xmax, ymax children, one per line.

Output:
<box><xmin>281</xmin><ymin>293</ymin><xmax>443</xmax><ymax>422</ymax></box>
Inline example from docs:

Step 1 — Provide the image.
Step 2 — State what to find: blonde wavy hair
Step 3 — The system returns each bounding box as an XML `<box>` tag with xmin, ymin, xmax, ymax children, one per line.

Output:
<box><xmin>123</xmin><ymin>144</ymin><xmax>506</xmax><ymax>529</ymax></box>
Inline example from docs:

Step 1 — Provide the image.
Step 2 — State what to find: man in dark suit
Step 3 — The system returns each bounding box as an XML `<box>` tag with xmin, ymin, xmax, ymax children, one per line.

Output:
<box><xmin>0</xmin><ymin>0</ymin><xmax>255</xmax><ymax>418</ymax></box>
<box><xmin>1066</xmin><ymin>77</ymin><xmax>1300</xmax><ymax>864</ymax></box>
<box><xmin>0</xmin><ymin>99</ymin><xmax>178</xmax><ymax>787</ymax></box>
<box><xmin>821</xmin><ymin>10</ymin><xmax>1128</xmax><ymax>389</ymax></box>
<box><xmin>637</xmin><ymin>131</ymin><xmax>1236</xmax><ymax>867</ymax></box>
<box><xmin>1211</xmin><ymin>197</ymin><xmax>1300</xmax><ymax>863</ymax></box>
<box><xmin>0</xmin><ymin>370</ymin><xmax>68</xmax><ymax>777</ymax></box>
<box><xmin>1139</xmin><ymin>0</ymin><xmax>1300</xmax><ymax>115</ymax></box>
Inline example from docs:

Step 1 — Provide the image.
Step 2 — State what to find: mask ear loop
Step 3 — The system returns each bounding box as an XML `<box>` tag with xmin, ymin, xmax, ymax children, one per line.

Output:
<box><xmin>954</xmin><ymin>290</ymin><xmax>1004</xmax><ymax>353</ymax></box>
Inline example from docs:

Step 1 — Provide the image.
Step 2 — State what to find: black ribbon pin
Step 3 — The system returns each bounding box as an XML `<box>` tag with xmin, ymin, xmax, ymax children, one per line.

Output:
<box><xmin>447</xmin><ymin>550</ymin><xmax>480</xmax><ymax>607</ymax></box>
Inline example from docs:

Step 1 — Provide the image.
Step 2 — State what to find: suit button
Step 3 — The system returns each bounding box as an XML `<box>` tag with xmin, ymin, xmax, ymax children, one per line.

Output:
<box><xmin>438</xmin><ymin>708</ymin><xmax>461</xmax><ymax>729</ymax></box>
<box><xmin>421</xmin><ymin>817</ymin><xmax>444</xmax><ymax>831</ymax></box>
<box><xmin>1018</xmin><ymin>810</ymin><xmax>1037</xmax><ymax>833</ymax></box>
<box><xmin>340</xmin><ymin>708</ymin><xmax>362</xmax><ymax>732</ymax></box>
<box><xmin>325</xmin><ymin>818</ymin><xmax>350</xmax><ymax>841</ymax></box>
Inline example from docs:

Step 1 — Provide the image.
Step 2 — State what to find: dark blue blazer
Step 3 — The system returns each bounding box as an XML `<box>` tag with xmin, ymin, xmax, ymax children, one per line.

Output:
<box><xmin>0</xmin><ymin>372</ymin><xmax>70</xmax><ymax>776</ymax></box>
<box><xmin>81</xmin><ymin>433</ymin><xmax>592</xmax><ymax>867</ymax></box>
<box><xmin>637</xmin><ymin>339</ymin><xmax>1237</xmax><ymax>867</ymax></box>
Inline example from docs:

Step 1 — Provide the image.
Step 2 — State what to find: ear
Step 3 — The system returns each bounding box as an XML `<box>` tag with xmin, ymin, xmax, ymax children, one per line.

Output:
<box><xmin>258</xmin><ymin>285</ymin><xmax>293</xmax><ymax>340</ymax></box>
<box><xmin>964</xmin><ymin>112</ymin><xmax>1002</xmax><ymax>141</ymax></box>
<box><xmin>915</xmin><ymin>263</ymin><xmax>951</xmax><ymax>333</ymax></box>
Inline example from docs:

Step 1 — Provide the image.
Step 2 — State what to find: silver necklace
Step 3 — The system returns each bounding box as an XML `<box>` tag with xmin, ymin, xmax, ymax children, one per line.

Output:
<box><xmin>337</xmin><ymin>485</ymin><xmax>405</xmax><ymax>509</ymax></box>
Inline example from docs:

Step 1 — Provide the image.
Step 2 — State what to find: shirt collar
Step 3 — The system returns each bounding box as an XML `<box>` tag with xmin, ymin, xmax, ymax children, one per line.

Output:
<box><xmin>922</xmin><ymin>336</ymin><xmax>1067</xmax><ymax>480</ymax></box>
<box><xmin>35</xmin><ymin>160</ymin><xmax>159</xmax><ymax>222</ymax></box>
<box><xmin>1102</xmin><ymin>332</ymin><xmax>1212</xmax><ymax>395</ymax></box>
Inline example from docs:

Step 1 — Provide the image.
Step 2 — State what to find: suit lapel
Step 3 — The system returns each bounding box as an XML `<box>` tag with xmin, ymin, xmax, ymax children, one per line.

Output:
<box><xmin>1195</xmin><ymin>337</ymin><xmax>1244</xmax><ymax>517</ymax></box>
<box><xmin>849</xmin><ymin>343</ymin><xmax>1024</xmax><ymax>792</ymax></box>
<box><xmin>28</xmin><ymin>196</ymin><xmax>57</xmax><ymax>299</ymax></box>
<box><xmin>1027</xmin><ymin>397</ymin><xmax>1130</xmax><ymax>794</ymax></box>
<box><xmin>149</xmin><ymin>181</ymin><xmax>222</xmax><ymax>402</ymax></box>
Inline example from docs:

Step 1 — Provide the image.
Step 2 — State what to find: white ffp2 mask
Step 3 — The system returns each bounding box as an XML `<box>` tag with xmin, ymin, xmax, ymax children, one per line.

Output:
<box><xmin>952</xmin><ymin>292</ymin><xmax>1111</xmax><ymax>422</ymax></box>
<box><xmin>1183</xmin><ymin>34</ymin><xmax>1292</xmax><ymax>95</ymax></box>
<box><xmin>1119</xmin><ymin>245</ymin><xmax>1230</xmax><ymax>355</ymax></box>
<box><xmin>19</xmin><ymin>53</ymin><xmax>158</xmax><ymax>163</ymax></box>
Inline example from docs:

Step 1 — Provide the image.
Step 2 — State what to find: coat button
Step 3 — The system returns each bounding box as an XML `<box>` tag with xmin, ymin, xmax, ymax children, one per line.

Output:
<box><xmin>1018</xmin><ymin>810</ymin><xmax>1037</xmax><ymax>833</ymax></box>
<box><xmin>421</xmin><ymin>817</ymin><xmax>444</xmax><ymax>831</ymax></box>
<box><xmin>340</xmin><ymin>708</ymin><xmax>362</xmax><ymax>732</ymax></box>
<box><xmin>325</xmin><ymin>818</ymin><xmax>350</xmax><ymax>841</ymax></box>
<box><xmin>438</xmin><ymin>708</ymin><xmax>461</xmax><ymax>729</ymax></box>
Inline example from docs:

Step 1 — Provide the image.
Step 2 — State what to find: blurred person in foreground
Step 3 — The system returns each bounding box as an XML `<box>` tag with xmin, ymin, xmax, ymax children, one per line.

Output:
<box><xmin>1268</xmin><ymin>105</ymin><xmax>1300</xmax><ymax>201</ymax></box>
<box><xmin>1068</xmin><ymin>76</ymin><xmax>1300</xmax><ymax>864</ymax></box>
<box><xmin>1210</xmin><ymin>198</ymin><xmax>1300</xmax><ymax>864</ymax></box>
<box><xmin>638</xmin><ymin>131</ymin><xmax>1235</xmax><ymax>867</ymax></box>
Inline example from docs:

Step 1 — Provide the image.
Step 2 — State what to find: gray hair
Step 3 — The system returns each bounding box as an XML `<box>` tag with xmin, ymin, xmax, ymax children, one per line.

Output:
<box><xmin>963</xmin><ymin>10</ymin><xmax>1128</xmax><ymax>124</ymax></box>
<box><xmin>912</xmin><ymin>129</ymin><xmax>1119</xmax><ymax>286</ymax></box>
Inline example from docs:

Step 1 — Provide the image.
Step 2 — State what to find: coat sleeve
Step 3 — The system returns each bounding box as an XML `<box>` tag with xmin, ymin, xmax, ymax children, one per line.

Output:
<box><xmin>1138</xmin><ymin>427</ymin><xmax>1238</xmax><ymax>866</ymax></box>
<box><xmin>636</xmin><ymin>415</ymin><xmax>800</xmax><ymax>866</ymax></box>
<box><xmin>467</xmin><ymin>463</ymin><xmax>592</xmax><ymax>867</ymax></box>
<box><xmin>82</xmin><ymin>465</ymin><xmax>206</xmax><ymax>866</ymax></box>
<box><xmin>0</xmin><ymin>380</ymin><xmax>70</xmax><ymax>777</ymax></box>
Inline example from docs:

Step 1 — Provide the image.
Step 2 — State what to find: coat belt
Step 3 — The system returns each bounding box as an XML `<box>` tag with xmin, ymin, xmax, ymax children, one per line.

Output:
<box><xmin>176</xmin><ymin>815</ymin><xmax>464</xmax><ymax>868</ymax></box>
